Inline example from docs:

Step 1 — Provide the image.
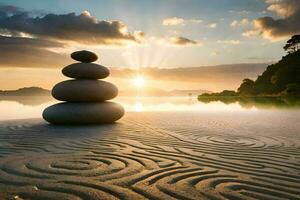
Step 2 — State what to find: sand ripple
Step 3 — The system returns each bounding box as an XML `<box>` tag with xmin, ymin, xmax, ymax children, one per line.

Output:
<box><xmin>0</xmin><ymin>113</ymin><xmax>299</xmax><ymax>200</ymax></box>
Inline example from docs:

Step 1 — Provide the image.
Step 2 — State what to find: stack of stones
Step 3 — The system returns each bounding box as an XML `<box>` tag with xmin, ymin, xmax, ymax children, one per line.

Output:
<box><xmin>43</xmin><ymin>50</ymin><xmax>125</xmax><ymax>124</ymax></box>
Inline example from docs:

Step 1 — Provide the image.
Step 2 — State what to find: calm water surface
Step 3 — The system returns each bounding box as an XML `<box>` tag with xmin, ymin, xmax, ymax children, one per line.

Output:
<box><xmin>0</xmin><ymin>96</ymin><xmax>299</xmax><ymax>121</ymax></box>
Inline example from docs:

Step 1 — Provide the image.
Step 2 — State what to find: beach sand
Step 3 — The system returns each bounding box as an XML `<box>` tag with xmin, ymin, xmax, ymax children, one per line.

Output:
<box><xmin>0</xmin><ymin>112</ymin><xmax>299</xmax><ymax>200</ymax></box>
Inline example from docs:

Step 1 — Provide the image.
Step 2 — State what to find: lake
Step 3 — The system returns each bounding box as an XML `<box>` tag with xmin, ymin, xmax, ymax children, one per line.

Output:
<box><xmin>0</xmin><ymin>96</ymin><xmax>299</xmax><ymax>120</ymax></box>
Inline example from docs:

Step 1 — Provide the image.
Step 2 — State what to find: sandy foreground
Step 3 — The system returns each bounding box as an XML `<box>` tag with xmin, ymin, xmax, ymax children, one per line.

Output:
<box><xmin>0</xmin><ymin>112</ymin><xmax>299</xmax><ymax>200</ymax></box>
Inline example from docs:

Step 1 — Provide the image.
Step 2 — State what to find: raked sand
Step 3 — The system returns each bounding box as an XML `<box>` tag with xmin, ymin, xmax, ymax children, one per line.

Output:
<box><xmin>0</xmin><ymin>111</ymin><xmax>299</xmax><ymax>200</ymax></box>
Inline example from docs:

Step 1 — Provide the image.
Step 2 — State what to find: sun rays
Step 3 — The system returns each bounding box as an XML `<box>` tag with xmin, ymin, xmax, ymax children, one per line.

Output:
<box><xmin>132</xmin><ymin>76</ymin><xmax>145</xmax><ymax>88</ymax></box>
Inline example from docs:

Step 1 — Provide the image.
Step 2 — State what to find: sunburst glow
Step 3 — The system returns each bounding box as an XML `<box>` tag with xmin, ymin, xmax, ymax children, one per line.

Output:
<box><xmin>132</xmin><ymin>76</ymin><xmax>145</xmax><ymax>88</ymax></box>
<box><xmin>133</xmin><ymin>102</ymin><xmax>144</xmax><ymax>112</ymax></box>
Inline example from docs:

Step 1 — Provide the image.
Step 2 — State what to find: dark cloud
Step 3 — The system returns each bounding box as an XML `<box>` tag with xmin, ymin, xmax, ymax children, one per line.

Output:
<box><xmin>0</xmin><ymin>5</ymin><xmax>21</xmax><ymax>19</ymax></box>
<box><xmin>0</xmin><ymin>35</ymin><xmax>69</xmax><ymax>67</ymax></box>
<box><xmin>0</xmin><ymin>5</ymin><xmax>144</xmax><ymax>68</ymax></box>
<box><xmin>253</xmin><ymin>0</ymin><xmax>300</xmax><ymax>40</ymax></box>
<box><xmin>169</xmin><ymin>36</ymin><xmax>200</xmax><ymax>46</ymax></box>
<box><xmin>0</xmin><ymin>35</ymin><xmax>62</xmax><ymax>47</ymax></box>
<box><xmin>0</xmin><ymin>7</ymin><xmax>143</xmax><ymax>45</ymax></box>
<box><xmin>0</xmin><ymin>5</ymin><xmax>23</xmax><ymax>15</ymax></box>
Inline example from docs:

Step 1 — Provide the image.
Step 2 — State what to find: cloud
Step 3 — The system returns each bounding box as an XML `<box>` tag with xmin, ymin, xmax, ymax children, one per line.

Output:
<box><xmin>242</xmin><ymin>30</ymin><xmax>260</xmax><ymax>37</ymax></box>
<box><xmin>0</xmin><ymin>6</ymin><xmax>144</xmax><ymax>45</ymax></box>
<box><xmin>0</xmin><ymin>5</ymin><xmax>146</xmax><ymax>68</ymax></box>
<box><xmin>163</xmin><ymin>17</ymin><xmax>185</xmax><ymax>26</ymax></box>
<box><xmin>230</xmin><ymin>20</ymin><xmax>239</xmax><ymax>27</ymax></box>
<box><xmin>0</xmin><ymin>5</ymin><xmax>23</xmax><ymax>15</ymax></box>
<box><xmin>217</xmin><ymin>40</ymin><xmax>241</xmax><ymax>45</ymax></box>
<box><xmin>245</xmin><ymin>0</ymin><xmax>300</xmax><ymax>41</ymax></box>
<box><xmin>162</xmin><ymin>17</ymin><xmax>202</xmax><ymax>26</ymax></box>
<box><xmin>0</xmin><ymin>35</ymin><xmax>69</xmax><ymax>68</ymax></box>
<box><xmin>188</xmin><ymin>19</ymin><xmax>202</xmax><ymax>24</ymax></box>
<box><xmin>229</xmin><ymin>10</ymin><xmax>250</xmax><ymax>15</ymax></box>
<box><xmin>207</xmin><ymin>23</ymin><xmax>217</xmax><ymax>28</ymax></box>
<box><xmin>230</xmin><ymin>18</ymin><xmax>249</xmax><ymax>27</ymax></box>
<box><xmin>168</xmin><ymin>36</ymin><xmax>201</xmax><ymax>46</ymax></box>
<box><xmin>210</xmin><ymin>51</ymin><xmax>220</xmax><ymax>56</ymax></box>
<box><xmin>265</xmin><ymin>0</ymin><xmax>296</xmax><ymax>17</ymax></box>
<box><xmin>246</xmin><ymin>56</ymin><xmax>275</xmax><ymax>62</ymax></box>
<box><xmin>143</xmin><ymin>36</ymin><xmax>201</xmax><ymax>47</ymax></box>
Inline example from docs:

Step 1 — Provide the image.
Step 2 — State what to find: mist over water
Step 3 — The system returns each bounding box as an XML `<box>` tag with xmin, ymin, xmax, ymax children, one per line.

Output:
<box><xmin>0</xmin><ymin>96</ymin><xmax>299</xmax><ymax>120</ymax></box>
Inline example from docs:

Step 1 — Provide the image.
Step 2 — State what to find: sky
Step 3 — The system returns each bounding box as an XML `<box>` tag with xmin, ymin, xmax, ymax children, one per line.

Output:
<box><xmin>0</xmin><ymin>0</ymin><xmax>299</xmax><ymax>91</ymax></box>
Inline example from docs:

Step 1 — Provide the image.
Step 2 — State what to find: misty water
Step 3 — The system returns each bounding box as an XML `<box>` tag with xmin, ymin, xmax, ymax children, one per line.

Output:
<box><xmin>0</xmin><ymin>96</ymin><xmax>299</xmax><ymax>121</ymax></box>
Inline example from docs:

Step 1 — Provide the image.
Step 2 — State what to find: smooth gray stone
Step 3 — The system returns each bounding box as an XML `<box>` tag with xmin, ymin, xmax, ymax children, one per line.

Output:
<box><xmin>52</xmin><ymin>80</ymin><xmax>118</xmax><ymax>102</ymax></box>
<box><xmin>62</xmin><ymin>63</ymin><xmax>110</xmax><ymax>79</ymax></box>
<box><xmin>43</xmin><ymin>102</ymin><xmax>125</xmax><ymax>124</ymax></box>
<box><xmin>71</xmin><ymin>50</ymin><xmax>98</xmax><ymax>63</ymax></box>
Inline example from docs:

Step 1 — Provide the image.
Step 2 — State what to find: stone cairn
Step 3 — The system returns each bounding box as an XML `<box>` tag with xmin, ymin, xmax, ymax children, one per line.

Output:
<box><xmin>43</xmin><ymin>50</ymin><xmax>125</xmax><ymax>124</ymax></box>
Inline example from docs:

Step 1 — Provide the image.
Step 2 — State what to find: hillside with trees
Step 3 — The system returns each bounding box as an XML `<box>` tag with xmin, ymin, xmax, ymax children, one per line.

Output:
<box><xmin>199</xmin><ymin>35</ymin><xmax>300</xmax><ymax>98</ymax></box>
<box><xmin>0</xmin><ymin>87</ymin><xmax>50</xmax><ymax>96</ymax></box>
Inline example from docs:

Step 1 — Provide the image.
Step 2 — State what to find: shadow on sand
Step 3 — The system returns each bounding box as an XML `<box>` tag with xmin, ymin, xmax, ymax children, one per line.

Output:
<box><xmin>1</xmin><ymin>118</ymin><xmax>124</xmax><ymax>142</ymax></box>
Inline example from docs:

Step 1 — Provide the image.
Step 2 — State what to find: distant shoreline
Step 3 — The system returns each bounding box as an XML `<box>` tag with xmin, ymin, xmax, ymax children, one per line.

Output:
<box><xmin>0</xmin><ymin>87</ymin><xmax>211</xmax><ymax>97</ymax></box>
<box><xmin>198</xmin><ymin>95</ymin><xmax>300</xmax><ymax>109</ymax></box>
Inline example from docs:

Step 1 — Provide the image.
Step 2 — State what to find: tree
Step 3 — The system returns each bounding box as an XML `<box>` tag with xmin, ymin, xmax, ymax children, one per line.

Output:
<box><xmin>238</xmin><ymin>79</ymin><xmax>256</xmax><ymax>96</ymax></box>
<box><xmin>282</xmin><ymin>84</ymin><xmax>300</xmax><ymax>96</ymax></box>
<box><xmin>284</xmin><ymin>35</ymin><xmax>300</xmax><ymax>54</ymax></box>
<box><xmin>219</xmin><ymin>90</ymin><xmax>237</xmax><ymax>96</ymax></box>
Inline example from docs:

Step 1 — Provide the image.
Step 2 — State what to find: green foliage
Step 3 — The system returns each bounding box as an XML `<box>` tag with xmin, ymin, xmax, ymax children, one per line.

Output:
<box><xmin>199</xmin><ymin>90</ymin><xmax>237</xmax><ymax>97</ymax></box>
<box><xmin>238</xmin><ymin>47</ymin><xmax>300</xmax><ymax>97</ymax></box>
<box><xmin>238</xmin><ymin>79</ymin><xmax>256</xmax><ymax>96</ymax></box>
<box><xmin>219</xmin><ymin>90</ymin><xmax>238</xmax><ymax>96</ymax></box>
<box><xmin>284</xmin><ymin>35</ymin><xmax>300</xmax><ymax>54</ymax></box>
<box><xmin>199</xmin><ymin>35</ymin><xmax>300</xmax><ymax>99</ymax></box>
<box><xmin>282</xmin><ymin>84</ymin><xmax>300</xmax><ymax>96</ymax></box>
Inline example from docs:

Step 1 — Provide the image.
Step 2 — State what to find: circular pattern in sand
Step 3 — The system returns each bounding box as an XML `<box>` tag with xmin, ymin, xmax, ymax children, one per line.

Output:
<box><xmin>0</xmin><ymin>113</ymin><xmax>299</xmax><ymax>200</ymax></box>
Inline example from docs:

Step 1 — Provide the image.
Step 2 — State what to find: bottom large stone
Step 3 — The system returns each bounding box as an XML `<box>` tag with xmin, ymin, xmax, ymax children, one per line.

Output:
<box><xmin>43</xmin><ymin>102</ymin><xmax>125</xmax><ymax>124</ymax></box>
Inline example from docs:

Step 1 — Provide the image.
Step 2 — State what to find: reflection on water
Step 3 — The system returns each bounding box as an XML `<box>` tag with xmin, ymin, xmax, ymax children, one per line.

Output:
<box><xmin>122</xmin><ymin>96</ymin><xmax>244</xmax><ymax>112</ymax></box>
<box><xmin>198</xmin><ymin>96</ymin><xmax>300</xmax><ymax>110</ymax></box>
<box><xmin>0</xmin><ymin>96</ymin><xmax>299</xmax><ymax>120</ymax></box>
<box><xmin>0</xmin><ymin>96</ymin><xmax>52</xmax><ymax>106</ymax></box>
<box><xmin>133</xmin><ymin>102</ymin><xmax>145</xmax><ymax>112</ymax></box>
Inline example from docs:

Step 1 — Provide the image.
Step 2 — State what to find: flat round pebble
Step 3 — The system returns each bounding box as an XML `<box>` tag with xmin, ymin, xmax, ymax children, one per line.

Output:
<box><xmin>43</xmin><ymin>102</ymin><xmax>125</xmax><ymax>124</ymax></box>
<box><xmin>52</xmin><ymin>80</ymin><xmax>118</xmax><ymax>102</ymax></box>
<box><xmin>62</xmin><ymin>63</ymin><xmax>110</xmax><ymax>79</ymax></box>
<box><xmin>71</xmin><ymin>50</ymin><xmax>98</xmax><ymax>63</ymax></box>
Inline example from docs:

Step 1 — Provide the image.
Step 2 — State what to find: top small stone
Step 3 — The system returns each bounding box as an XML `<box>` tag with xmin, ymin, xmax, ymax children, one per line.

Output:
<box><xmin>71</xmin><ymin>50</ymin><xmax>98</xmax><ymax>63</ymax></box>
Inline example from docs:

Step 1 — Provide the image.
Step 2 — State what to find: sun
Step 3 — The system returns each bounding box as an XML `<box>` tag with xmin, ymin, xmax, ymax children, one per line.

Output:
<box><xmin>132</xmin><ymin>76</ymin><xmax>145</xmax><ymax>88</ymax></box>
